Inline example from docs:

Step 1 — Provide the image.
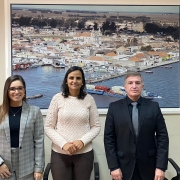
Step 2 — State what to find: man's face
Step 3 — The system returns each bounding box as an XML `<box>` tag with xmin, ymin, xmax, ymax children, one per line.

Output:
<box><xmin>124</xmin><ymin>76</ymin><xmax>144</xmax><ymax>101</ymax></box>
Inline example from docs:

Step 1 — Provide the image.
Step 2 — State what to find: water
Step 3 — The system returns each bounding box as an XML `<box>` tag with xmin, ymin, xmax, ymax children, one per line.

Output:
<box><xmin>13</xmin><ymin>62</ymin><xmax>180</xmax><ymax>109</ymax></box>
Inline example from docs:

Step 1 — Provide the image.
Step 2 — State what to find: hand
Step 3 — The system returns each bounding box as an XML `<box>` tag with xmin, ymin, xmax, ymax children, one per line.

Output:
<box><xmin>62</xmin><ymin>142</ymin><xmax>76</xmax><ymax>155</ymax></box>
<box><xmin>73</xmin><ymin>140</ymin><xmax>84</xmax><ymax>152</ymax></box>
<box><xmin>154</xmin><ymin>168</ymin><xmax>165</xmax><ymax>180</ymax></box>
<box><xmin>34</xmin><ymin>172</ymin><xmax>43</xmax><ymax>180</ymax></box>
<box><xmin>0</xmin><ymin>163</ymin><xmax>12</xmax><ymax>179</ymax></box>
<box><xmin>111</xmin><ymin>168</ymin><xmax>123</xmax><ymax>180</ymax></box>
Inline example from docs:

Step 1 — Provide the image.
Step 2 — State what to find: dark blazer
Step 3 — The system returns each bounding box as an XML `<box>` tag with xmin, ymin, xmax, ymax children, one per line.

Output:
<box><xmin>104</xmin><ymin>97</ymin><xmax>169</xmax><ymax>180</ymax></box>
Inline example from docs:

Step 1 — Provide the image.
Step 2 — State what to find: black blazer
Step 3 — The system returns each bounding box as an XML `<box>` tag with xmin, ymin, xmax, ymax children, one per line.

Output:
<box><xmin>104</xmin><ymin>97</ymin><xmax>169</xmax><ymax>180</ymax></box>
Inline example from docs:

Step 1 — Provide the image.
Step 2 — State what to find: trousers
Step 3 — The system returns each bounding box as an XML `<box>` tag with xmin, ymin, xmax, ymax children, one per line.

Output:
<box><xmin>51</xmin><ymin>149</ymin><xmax>94</xmax><ymax>180</ymax></box>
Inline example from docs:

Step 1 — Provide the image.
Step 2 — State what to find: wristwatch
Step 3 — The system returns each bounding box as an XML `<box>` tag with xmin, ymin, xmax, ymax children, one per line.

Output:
<box><xmin>0</xmin><ymin>159</ymin><xmax>4</xmax><ymax>166</ymax></box>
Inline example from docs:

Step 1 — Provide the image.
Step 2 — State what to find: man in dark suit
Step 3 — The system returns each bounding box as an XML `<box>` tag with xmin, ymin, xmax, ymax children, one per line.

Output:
<box><xmin>104</xmin><ymin>72</ymin><xmax>169</xmax><ymax>180</ymax></box>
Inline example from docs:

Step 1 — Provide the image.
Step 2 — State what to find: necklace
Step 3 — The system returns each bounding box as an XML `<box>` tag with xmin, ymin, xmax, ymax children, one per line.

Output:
<box><xmin>10</xmin><ymin>107</ymin><xmax>22</xmax><ymax>116</ymax></box>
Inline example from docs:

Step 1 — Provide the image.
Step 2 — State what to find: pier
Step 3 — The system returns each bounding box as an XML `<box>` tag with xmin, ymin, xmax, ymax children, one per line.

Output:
<box><xmin>86</xmin><ymin>59</ymin><xmax>179</xmax><ymax>84</ymax></box>
<box><xmin>27</xmin><ymin>94</ymin><xmax>43</xmax><ymax>100</ymax></box>
<box><xmin>86</xmin><ymin>73</ymin><xmax>126</xmax><ymax>84</ymax></box>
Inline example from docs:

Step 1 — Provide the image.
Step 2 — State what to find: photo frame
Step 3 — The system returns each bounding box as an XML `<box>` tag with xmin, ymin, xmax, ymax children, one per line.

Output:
<box><xmin>4</xmin><ymin>0</ymin><xmax>180</xmax><ymax>114</ymax></box>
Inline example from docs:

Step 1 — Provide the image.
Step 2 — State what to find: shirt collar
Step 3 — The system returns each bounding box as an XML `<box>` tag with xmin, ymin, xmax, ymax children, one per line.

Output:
<box><xmin>126</xmin><ymin>96</ymin><xmax>142</xmax><ymax>105</ymax></box>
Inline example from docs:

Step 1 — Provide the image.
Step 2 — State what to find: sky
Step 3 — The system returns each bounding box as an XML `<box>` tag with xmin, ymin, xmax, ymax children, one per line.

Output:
<box><xmin>12</xmin><ymin>5</ymin><xmax>179</xmax><ymax>14</ymax></box>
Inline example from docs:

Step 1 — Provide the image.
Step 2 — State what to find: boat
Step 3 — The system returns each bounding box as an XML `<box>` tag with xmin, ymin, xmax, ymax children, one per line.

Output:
<box><xmin>86</xmin><ymin>84</ymin><xmax>95</xmax><ymax>90</ymax></box>
<box><xmin>111</xmin><ymin>86</ymin><xmax>126</xmax><ymax>95</ymax></box>
<box><xmin>95</xmin><ymin>85</ymin><xmax>110</xmax><ymax>92</ymax></box>
<box><xmin>31</xmin><ymin>63</ymin><xmax>39</xmax><ymax>68</ymax></box>
<box><xmin>27</xmin><ymin>94</ymin><xmax>43</xmax><ymax>100</ymax></box>
<box><xmin>145</xmin><ymin>70</ymin><xmax>153</xmax><ymax>73</ymax></box>
<box><xmin>164</xmin><ymin>65</ymin><xmax>172</xmax><ymax>68</ymax></box>
<box><xmin>52</xmin><ymin>60</ymin><xmax>65</xmax><ymax>68</ymax></box>
<box><xmin>103</xmin><ymin>91</ymin><xmax>125</xmax><ymax>98</ymax></box>
<box><xmin>86</xmin><ymin>89</ymin><xmax>104</xmax><ymax>95</ymax></box>
<box><xmin>141</xmin><ymin>90</ymin><xmax>162</xmax><ymax>98</ymax></box>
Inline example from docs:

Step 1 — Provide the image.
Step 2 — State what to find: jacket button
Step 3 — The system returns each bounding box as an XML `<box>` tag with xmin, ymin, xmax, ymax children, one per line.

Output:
<box><xmin>20</xmin><ymin>146</ymin><xmax>22</xmax><ymax>149</ymax></box>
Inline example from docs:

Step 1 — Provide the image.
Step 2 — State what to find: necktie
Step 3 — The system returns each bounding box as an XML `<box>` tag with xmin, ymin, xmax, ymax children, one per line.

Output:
<box><xmin>131</xmin><ymin>102</ymin><xmax>138</xmax><ymax>136</ymax></box>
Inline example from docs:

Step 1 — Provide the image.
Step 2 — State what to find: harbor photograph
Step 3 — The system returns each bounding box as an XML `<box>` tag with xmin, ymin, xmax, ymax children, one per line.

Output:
<box><xmin>11</xmin><ymin>5</ymin><xmax>180</xmax><ymax>108</ymax></box>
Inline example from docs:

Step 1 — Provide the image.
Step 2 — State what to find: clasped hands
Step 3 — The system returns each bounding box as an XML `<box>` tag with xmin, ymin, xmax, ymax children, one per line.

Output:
<box><xmin>62</xmin><ymin>140</ymin><xmax>84</xmax><ymax>155</ymax></box>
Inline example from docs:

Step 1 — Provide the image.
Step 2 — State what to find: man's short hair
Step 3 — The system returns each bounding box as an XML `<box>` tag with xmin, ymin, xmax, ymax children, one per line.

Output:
<box><xmin>124</xmin><ymin>71</ymin><xmax>144</xmax><ymax>85</ymax></box>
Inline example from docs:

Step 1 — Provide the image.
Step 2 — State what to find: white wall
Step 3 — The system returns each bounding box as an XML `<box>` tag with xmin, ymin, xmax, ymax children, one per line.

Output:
<box><xmin>1</xmin><ymin>0</ymin><xmax>180</xmax><ymax>179</ymax></box>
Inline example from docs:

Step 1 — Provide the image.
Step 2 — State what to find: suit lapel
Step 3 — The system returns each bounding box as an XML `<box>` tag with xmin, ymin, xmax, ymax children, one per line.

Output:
<box><xmin>121</xmin><ymin>98</ymin><xmax>134</xmax><ymax>136</ymax></box>
<box><xmin>19</xmin><ymin>101</ymin><xmax>29</xmax><ymax>147</ymax></box>
<box><xmin>138</xmin><ymin>98</ymin><xmax>148</xmax><ymax>136</ymax></box>
<box><xmin>3</xmin><ymin>115</ymin><xmax>11</xmax><ymax>144</ymax></box>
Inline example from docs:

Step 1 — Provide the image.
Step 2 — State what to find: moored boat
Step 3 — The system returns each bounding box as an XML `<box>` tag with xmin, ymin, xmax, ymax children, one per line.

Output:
<box><xmin>141</xmin><ymin>90</ymin><xmax>162</xmax><ymax>98</ymax></box>
<box><xmin>52</xmin><ymin>60</ymin><xmax>65</xmax><ymax>68</ymax></box>
<box><xmin>86</xmin><ymin>89</ymin><xmax>104</xmax><ymax>95</ymax></box>
<box><xmin>164</xmin><ymin>65</ymin><xmax>172</xmax><ymax>68</ymax></box>
<box><xmin>145</xmin><ymin>70</ymin><xmax>153</xmax><ymax>73</ymax></box>
<box><xmin>95</xmin><ymin>85</ymin><xmax>110</xmax><ymax>92</ymax></box>
<box><xmin>27</xmin><ymin>94</ymin><xmax>43</xmax><ymax>100</ymax></box>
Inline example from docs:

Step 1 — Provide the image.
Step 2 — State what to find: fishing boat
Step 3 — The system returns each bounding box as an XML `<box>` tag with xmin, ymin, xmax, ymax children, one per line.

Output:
<box><xmin>145</xmin><ymin>70</ymin><xmax>153</xmax><ymax>73</ymax></box>
<box><xmin>164</xmin><ymin>65</ymin><xmax>172</xmax><ymax>68</ymax></box>
<box><xmin>141</xmin><ymin>90</ymin><xmax>162</xmax><ymax>98</ymax></box>
<box><xmin>27</xmin><ymin>94</ymin><xmax>43</xmax><ymax>99</ymax></box>
<box><xmin>95</xmin><ymin>85</ymin><xmax>110</xmax><ymax>92</ymax></box>
<box><xmin>86</xmin><ymin>89</ymin><xmax>104</xmax><ymax>95</ymax></box>
<box><xmin>52</xmin><ymin>60</ymin><xmax>65</xmax><ymax>68</ymax></box>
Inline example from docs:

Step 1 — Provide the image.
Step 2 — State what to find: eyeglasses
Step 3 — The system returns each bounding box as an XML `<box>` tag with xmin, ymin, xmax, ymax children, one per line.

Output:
<box><xmin>8</xmin><ymin>86</ymin><xmax>24</xmax><ymax>92</ymax></box>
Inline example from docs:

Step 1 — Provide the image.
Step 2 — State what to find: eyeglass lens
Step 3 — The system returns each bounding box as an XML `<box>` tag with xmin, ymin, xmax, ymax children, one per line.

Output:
<box><xmin>9</xmin><ymin>86</ymin><xmax>24</xmax><ymax>91</ymax></box>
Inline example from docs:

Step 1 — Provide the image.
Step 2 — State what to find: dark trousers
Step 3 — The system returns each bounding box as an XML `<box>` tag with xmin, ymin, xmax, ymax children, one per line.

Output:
<box><xmin>131</xmin><ymin>162</ymin><xmax>142</xmax><ymax>180</ymax></box>
<box><xmin>51</xmin><ymin>150</ymin><xmax>94</xmax><ymax>180</ymax></box>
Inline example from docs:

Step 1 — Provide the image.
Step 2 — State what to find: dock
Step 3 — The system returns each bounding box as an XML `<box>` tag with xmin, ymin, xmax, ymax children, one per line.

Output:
<box><xmin>86</xmin><ymin>59</ymin><xmax>178</xmax><ymax>84</ymax></box>
<box><xmin>86</xmin><ymin>73</ymin><xmax>126</xmax><ymax>84</ymax></box>
<box><xmin>27</xmin><ymin>94</ymin><xmax>43</xmax><ymax>100</ymax></box>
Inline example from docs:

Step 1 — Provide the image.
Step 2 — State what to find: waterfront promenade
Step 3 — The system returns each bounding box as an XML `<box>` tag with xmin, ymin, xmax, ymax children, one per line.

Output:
<box><xmin>139</xmin><ymin>59</ymin><xmax>179</xmax><ymax>71</ymax></box>
<box><xmin>87</xmin><ymin>59</ymin><xmax>179</xmax><ymax>84</ymax></box>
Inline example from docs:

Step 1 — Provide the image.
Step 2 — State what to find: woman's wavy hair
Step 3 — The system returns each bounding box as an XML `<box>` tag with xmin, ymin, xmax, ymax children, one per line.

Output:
<box><xmin>61</xmin><ymin>66</ymin><xmax>87</xmax><ymax>99</ymax></box>
<box><xmin>0</xmin><ymin>75</ymin><xmax>26</xmax><ymax>123</ymax></box>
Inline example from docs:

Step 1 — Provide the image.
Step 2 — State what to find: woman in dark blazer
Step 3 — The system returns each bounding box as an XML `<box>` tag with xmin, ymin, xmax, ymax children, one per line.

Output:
<box><xmin>0</xmin><ymin>75</ymin><xmax>44</xmax><ymax>180</ymax></box>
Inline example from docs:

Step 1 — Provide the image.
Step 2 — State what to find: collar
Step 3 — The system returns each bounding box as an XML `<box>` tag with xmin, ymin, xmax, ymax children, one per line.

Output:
<box><xmin>126</xmin><ymin>96</ymin><xmax>142</xmax><ymax>105</ymax></box>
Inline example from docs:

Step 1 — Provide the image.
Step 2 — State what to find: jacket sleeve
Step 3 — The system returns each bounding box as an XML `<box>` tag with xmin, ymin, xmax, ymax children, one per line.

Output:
<box><xmin>155</xmin><ymin>103</ymin><xmax>169</xmax><ymax>170</ymax></box>
<box><xmin>104</xmin><ymin>103</ymin><xmax>120</xmax><ymax>170</ymax></box>
<box><xmin>34</xmin><ymin>107</ymin><xmax>45</xmax><ymax>172</ymax></box>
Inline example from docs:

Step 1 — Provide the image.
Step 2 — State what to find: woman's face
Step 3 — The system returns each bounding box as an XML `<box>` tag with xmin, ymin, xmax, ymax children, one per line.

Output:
<box><xmin>67</xmin><ymin>70</ymin><xmax>83</xmax><ymax>96</ymax></box>
<box><xmin>8</xmin><ymin>80</ymin><xmax>25</xmax><ymax>106</ymax></box>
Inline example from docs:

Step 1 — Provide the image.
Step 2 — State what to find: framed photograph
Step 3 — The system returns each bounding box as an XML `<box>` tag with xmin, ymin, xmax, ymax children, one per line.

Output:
<box><xmin>6</xmin><ymin>2</ymin><xmax>180</xmax><ymax>109</ymax></box>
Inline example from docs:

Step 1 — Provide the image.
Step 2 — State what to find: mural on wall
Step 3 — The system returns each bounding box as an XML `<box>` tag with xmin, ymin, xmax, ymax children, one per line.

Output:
<box><xmin>11</xmin><ymin>4</ymin><xmax>180</xmax><ymax>108</ymax></box>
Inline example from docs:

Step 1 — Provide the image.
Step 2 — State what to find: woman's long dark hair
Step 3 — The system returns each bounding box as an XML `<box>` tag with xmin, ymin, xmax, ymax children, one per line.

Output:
<box><xmin>0</xmin><ymin>75</ymin><xmax>26</xmax><ymax>123</ymax></box>
<box><xmin>61</xmin><ymin>66</ymin><xmax>87</xmax><ymax>99</ymax></box>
